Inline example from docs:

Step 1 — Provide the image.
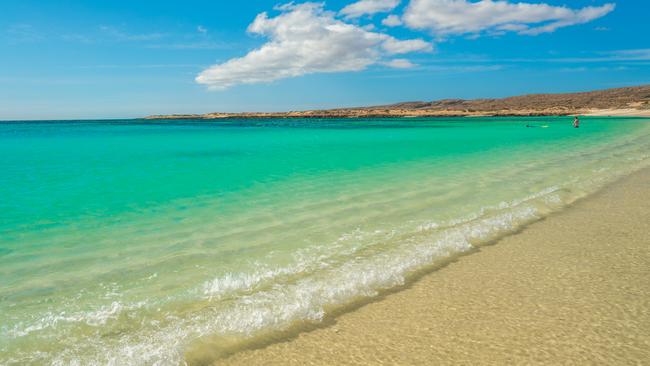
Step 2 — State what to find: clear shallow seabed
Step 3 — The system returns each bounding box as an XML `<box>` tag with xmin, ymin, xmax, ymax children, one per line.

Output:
<box><xmin>1</xmin><ymin>117</ymin><xmax>649</xmax><ymax>365</ymax></box>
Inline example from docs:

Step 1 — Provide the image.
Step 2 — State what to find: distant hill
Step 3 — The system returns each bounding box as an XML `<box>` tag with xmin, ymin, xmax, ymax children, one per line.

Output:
<box><xmin>146</xmin><ymin>85</ymin><xmax>650</xmax><ymax>119</ymax></box>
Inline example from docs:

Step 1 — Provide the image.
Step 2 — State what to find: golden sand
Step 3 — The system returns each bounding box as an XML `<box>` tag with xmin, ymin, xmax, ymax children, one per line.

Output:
<box><xmin>210</xmin><ymin>168</ymin><xmax>650</xmax><ymax>365</ymax></box>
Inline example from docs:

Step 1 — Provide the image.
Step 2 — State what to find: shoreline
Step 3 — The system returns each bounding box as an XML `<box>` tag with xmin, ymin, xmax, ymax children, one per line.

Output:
<box><xmin>211</xmin><ymin>167</ymin><xmax>650</xmax><ymax>365</ymax></box>
<box><xmin>1</xmin><ymin>113</ymin><xmax>648</xmax><ymax>123</ymax></box>
<box><xmin>583</xmin><ymin>108</ymin><xmax>650</xmax><ymax>117</ymax></box>
<box><xmin>143</xmin><ymin>84</ymin><xmax>650</xmax><ymax>120</ymax></box>
<box><xmin>143</xmin><ymin>109</ymin><xmax>650</xmax><ymax>120</ymax></box>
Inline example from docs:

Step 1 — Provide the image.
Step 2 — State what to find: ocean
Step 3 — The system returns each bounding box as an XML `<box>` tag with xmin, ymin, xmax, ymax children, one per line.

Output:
<box><xmin>1</xmin><ymin>117</ymin><xmax>649</xmax><ymax>365</ymax></box>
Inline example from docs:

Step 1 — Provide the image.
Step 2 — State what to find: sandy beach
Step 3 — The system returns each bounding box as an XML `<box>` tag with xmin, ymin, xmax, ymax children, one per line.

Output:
<box><xmin>213</xmin><ymin>168</ymin><xmax>650</xmax><ymax>365</ymax></box>
<box><xmin>584</xmin><ymin>108</ymin><xmax>650</xmax><ymax>117</ymax></box>
<box><xmin>4</xmin><ymin>0</ymin><xmax>650</xmax><ymax>363</ymax></box>
<box><xmin>5</xmin><ymin>118</ymin><xmax>649</xmax><ymax>365</ymax></box>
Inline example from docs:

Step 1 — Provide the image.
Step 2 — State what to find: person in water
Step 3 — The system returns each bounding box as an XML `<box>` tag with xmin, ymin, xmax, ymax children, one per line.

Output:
<box><xmin>573</xmin><ymin>116</ymin><xmax>580</xmax><ymax>128</ymax></box>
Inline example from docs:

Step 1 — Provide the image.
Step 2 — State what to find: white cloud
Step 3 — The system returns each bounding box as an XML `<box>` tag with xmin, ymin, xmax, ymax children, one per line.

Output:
<box><xmin>384</xmin><ymin>58</ymin><xmax>416</xmax><ymax>68</ymax></box>
<box><xmin>340</xmin><ymin>0</ymin><xmax>401</xmax><ymax>19</ymax></box>
<box><xmin>6</xmin><ymin>24</ymin><xmax>43</xmax><ymax>44</ymax></box>
<box><xmin>197</xmin><ymin>25</ymin><xmax>208</xmax><ymax>34</ymax></box>
<box><xmin>146</xmin><ymin>41</ymin><xmax>228</xmax><ymax>50</ymax></box>
<box><xmin>99</xmin><ymin>25</ymin><xmax>165</xmax><ymax>41</ymax></box>
<box><xmin>402</xmin><ymin>0</ymin><xmax>615</xmax><ymax>36</ymax></box>
<box><xmin>606</xmin><ymin>49</ymin><xmax>650</xmax><ymax>61</ymax></box>
<box><xmin>382</xmin><ymin>14</ymin><xmax>403</xmax><ymax>27</ymax></box>
<box><xmin>196</xmin><ymin>2</ymin><xmax>432</xmax><ymax>90</ymax></box>
<box><xmin>382</xmin><ymin>37</ymin><xmax>432</xmax><ymax>54</ymax></box>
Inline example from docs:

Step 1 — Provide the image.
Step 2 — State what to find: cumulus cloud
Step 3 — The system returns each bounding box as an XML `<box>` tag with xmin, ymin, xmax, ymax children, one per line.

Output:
<box><xmin>402</xmin><ymin>0</ymin><xmax>615</xmax><ymax>36</ymax></box>
<box><xmin>196</xmin><ymin>2</ymin><xmax>431</xmax><ymax>90</ymax></box>
<box><xmin>382</xmin><ymin>14</ymin><xmax>403</xmax><ymax>27</ymax></box>
<box><xmin>340</xmin><ymin>0</ymin><xmax>401</xmax><ymax>18</ymax></box>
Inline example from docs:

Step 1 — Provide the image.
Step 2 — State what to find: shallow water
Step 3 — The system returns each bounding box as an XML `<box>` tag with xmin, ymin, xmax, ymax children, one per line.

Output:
<box><xmin>1</xmin><ymin>117</ymin><xmax>649</xmax><ymax>365</ymax></box>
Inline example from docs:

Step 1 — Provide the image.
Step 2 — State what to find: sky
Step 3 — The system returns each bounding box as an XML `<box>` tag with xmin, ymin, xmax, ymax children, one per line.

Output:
<box><xmin>1</xmin><ymin>0</ymin><xmax>649</xmax><ymax>120</ymax></box>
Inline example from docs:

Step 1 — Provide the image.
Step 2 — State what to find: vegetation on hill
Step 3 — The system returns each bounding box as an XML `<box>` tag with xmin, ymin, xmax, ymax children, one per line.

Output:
<box><xmin>146</xmin><ymin>85</ymin><xmax>650</xmax><ymax>119</ymax></box>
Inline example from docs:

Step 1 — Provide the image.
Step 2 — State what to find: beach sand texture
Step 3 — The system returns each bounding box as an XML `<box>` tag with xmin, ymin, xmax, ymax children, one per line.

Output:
<box><xmin>216</xmin><ymin>168</ymin><xmax>650</xmax><ymax>365</ymax></box>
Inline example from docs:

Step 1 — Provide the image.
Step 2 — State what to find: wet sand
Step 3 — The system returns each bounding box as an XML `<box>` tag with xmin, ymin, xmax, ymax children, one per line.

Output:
<box><xmin>215</xmin><ymin>168</ymin><xmax>650</xmax><ymax>365</ymax></box>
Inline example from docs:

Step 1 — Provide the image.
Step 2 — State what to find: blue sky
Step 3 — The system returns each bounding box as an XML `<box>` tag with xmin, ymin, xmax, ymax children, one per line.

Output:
<box><xmin>1</xmin><ymin>0</ymin><xmax>649</xmax><ymax>120</ymax></box>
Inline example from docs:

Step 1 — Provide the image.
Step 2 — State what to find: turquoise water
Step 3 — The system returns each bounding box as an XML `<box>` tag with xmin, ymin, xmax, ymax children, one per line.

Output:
<box><xmin>1</xmin><ymin>117</ymin><xmax>649</xmax><ymax>365</ymax></box>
